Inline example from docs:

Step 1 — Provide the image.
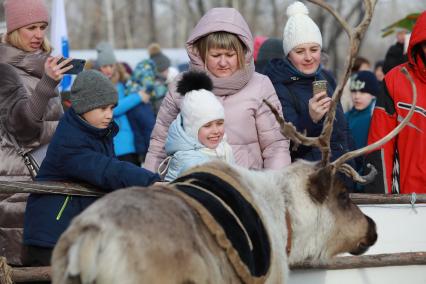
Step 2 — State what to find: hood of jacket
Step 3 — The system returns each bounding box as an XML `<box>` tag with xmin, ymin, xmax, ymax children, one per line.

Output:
<box><xmin>264</xmin><ymin>57</ymin><xmax>322</xmax><ymax>85</ymax></box>
<box><xmin>185</xmin><ymin>7</ymin><xmax>255</xmax><ymax>96</ymax></box>
<box><xmin>0</xmin><ymin>37</ymin><xmax>48</xmax><ymax>79</ymax></box>
<box><xmin>407</xmin><ymin>11</ymin><xmax>426</xmax><ymax>82</ymax></box>
<box><xmin>165</xmin><ymin>114</ymin><xmax>204</xmax><ymax>155</ymax></box>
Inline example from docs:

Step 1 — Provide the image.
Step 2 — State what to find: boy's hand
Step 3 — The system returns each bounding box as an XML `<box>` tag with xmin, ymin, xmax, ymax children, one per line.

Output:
<box><xmin>308</xmin><ymin>91</ymin><xmax>331</xmax><ymax>123</ymax></box>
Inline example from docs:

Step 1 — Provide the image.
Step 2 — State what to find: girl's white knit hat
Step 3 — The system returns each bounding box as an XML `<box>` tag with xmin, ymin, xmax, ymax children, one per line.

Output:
<box><xmin>177</xmin><ymin>71</ymin><xmax>225</xmax><ymax>140</ymax></box>
<box><xmin>283</xmin><ymin>1</ymin><xmax>322</xmax><ymax>56</ymax></box>
<box><xmin>181</xmin><ymin>90</ymin><xmax>224</xmax><ymax>139</ymax></box>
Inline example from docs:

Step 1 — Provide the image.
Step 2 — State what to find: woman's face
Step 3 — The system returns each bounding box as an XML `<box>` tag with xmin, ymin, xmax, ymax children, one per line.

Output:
<box><xmin>206</xmin><ymin>48</ymin><xmax>239</xmax><ymax>78</ymax></box>
<box><xmin>17</xmin><ymin>22</ymin><xmax>48</xmax><ymax>52</ymax></box>
<box><xmin>288</xmin><ymin>43</ymin><xmax>321</xmax><ymax>75</ymax></box>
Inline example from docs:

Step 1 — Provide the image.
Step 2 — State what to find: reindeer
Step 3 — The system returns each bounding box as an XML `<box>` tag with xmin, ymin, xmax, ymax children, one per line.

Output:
<box><xmin>50</xmin><ymin>0</ymin><xmax>417</xmax><ymax>283</ymax></box>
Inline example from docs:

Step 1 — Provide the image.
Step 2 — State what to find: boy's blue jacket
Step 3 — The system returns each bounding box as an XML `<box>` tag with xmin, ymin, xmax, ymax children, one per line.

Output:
<box><xmin>23</xmin><ymin>108</ymin><xmax>160</xmax><ymax>248</ymax></box>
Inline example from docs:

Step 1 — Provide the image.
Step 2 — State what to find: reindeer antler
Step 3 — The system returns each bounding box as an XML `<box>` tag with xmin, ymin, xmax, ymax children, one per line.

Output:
<box><xmin>308</xmin><ymin>0</ymin><xmax>377</xmax><ymax>166</ymax></box>
<box><xmin>265</xmin><ymin>0</ymin><xmax>377</xmax><ymax>166</ymax></box>
<box><xmin>331</xmin><ymin>67</ymin><xmax>417</xmax><ymax>182</ymax></box>
<box><xmin>265</xmin><ymin>0</ymin><xmax>417</xmax><ymax>184</ymax></box>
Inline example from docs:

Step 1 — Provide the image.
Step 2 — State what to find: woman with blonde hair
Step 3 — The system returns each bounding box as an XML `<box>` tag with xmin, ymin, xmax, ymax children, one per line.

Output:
<box><xmin>145</xmin><ymin>7</ymin><xmax>290</xmax><ymax>174</ymax></box>
<box><xmin>0</xmin><ymin>0</ymin><xmax>73</xmax><ymax>265</ymax></box>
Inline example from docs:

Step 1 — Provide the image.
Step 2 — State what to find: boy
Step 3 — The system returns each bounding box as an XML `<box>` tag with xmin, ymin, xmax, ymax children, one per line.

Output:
<box><xmin>161</xmin><ymin>71</ymin><xmax>234</xmax><ymax>181</ymax></box>
<box><xmin>23</xmin><ymin>70</ymin><xmax>160</xmax><ymax>266</ymax></box>
<box><xmin>345</xmin><ymin>70</ymin><xmax>380</xmax><ymax>150</ymax></box>
<box><xmin>345</xmin><ymin>70</ymin><xmax>379</xmax><ymax>192</ymax></box>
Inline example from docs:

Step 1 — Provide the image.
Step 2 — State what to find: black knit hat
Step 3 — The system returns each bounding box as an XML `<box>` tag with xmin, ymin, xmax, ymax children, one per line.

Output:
<box><xmin>71</xmin><ymin>70</ymin><xmax>118</xmax><ymax>114</ymax></box>
<box><xmin>349</xmin><ymin>70</ymin><xmax>380</xmax><ymax>96</ymax></box>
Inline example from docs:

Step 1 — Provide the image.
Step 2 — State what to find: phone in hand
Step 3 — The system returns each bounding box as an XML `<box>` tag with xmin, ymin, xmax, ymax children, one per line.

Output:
<box><xmin>57</xmin><ymin>58</ymin><xmax>86</xmax><ymax>74</ymax></box>
<box><xmin>312</xmin><ymin>80</ymin><xmax>328</xmax><ymax>100</ymax></box>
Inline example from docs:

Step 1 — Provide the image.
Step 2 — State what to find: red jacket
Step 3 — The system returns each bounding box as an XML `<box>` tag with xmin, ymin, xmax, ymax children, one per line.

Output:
<box><xmin>366</xmin><ymin>11</ymin><xmax>426</xmax><ymax>194</ymax></box>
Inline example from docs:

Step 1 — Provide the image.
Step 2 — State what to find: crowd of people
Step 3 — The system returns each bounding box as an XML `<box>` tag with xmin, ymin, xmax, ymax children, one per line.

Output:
<box><xmin>0</xmin><ymin>0</ymin><xmax>425</xmax><ymax>268</ymax></box>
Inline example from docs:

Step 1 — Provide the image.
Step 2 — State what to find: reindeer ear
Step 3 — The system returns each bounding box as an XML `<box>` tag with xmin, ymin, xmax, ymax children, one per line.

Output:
<box><xmin>308</xmin><ymin>167</ymin><xmax>333</xmax><ymax>204</ymax></box>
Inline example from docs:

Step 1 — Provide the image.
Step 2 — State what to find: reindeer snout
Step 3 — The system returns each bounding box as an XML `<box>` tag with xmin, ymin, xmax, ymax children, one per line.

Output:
<box><xmin>350</xmin><ymin>215</ymin><xmax>377</xmax><ymax>256</ymax></box>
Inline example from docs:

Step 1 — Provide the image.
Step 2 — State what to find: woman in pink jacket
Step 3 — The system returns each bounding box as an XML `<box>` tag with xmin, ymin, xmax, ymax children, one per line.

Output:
<box><xmin>144</xmin><ymin>7</ymin><xmax>291</xmax><ymax>172</ymax></box>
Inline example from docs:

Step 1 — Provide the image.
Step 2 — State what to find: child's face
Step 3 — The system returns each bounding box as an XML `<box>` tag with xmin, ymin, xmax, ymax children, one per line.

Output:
<box><xmin>198</xmin><ymin>119</ymin><xmax>225</xmax><ymax>149</ymax></box>
<box><xmin>351</xmin><ymin>91</ymin><xmax>374</xmax><ymax>111</ymax></box>
<box><xmin>99</xmin><ymin>64</ymin><xmax>116</xmax><ymax>79</ymax></box>
<box><xmin>81</xmin><ymin>104</ymin><xmax>115</xmax><ymax>129</ymax></box>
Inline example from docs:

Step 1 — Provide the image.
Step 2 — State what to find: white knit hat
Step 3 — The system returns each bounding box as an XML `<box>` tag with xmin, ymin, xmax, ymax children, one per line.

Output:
<box><xmin>181</xmin><ymin>90</ymin><xmax>225</xmax><ymax>140</ymax></box>
<box><xmin>283</xmin><ymin>1</ymin><xmax>322</xmax><ymax>56</ymax></box>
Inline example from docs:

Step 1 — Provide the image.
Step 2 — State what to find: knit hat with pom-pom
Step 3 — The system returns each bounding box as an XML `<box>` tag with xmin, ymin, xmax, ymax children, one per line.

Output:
<box><xmin>177</xmin><ymin>71</ymin><xmax>225</xmax><ymax>139</ymax></box>
<box><xmin>148</xmin><ymin>43</ymin><xmax>171</xmax><ymax>73</ymax></box>
<box><xmin>283</xmin><ymin>1</ymin><xmax>322</xmax><ymax>56</ymax></box>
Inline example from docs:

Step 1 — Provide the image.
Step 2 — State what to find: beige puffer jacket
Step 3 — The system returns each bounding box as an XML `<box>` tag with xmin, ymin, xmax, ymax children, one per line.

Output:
<box><xmin>144</xmin><ymin>8</ymin><xmax>291</xmax><ymax>173</ymax></box>
<box><xmin>0</xmin><ymin>38</ymin><xmax>62</xmax><ymax>265</ymax></box>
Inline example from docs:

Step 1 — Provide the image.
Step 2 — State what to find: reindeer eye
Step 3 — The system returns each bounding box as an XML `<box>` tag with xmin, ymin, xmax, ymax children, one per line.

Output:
<box><xmin>338</xmin><ymin>191</ymin><xmax>349</xmax><ymax>204</ymax></box>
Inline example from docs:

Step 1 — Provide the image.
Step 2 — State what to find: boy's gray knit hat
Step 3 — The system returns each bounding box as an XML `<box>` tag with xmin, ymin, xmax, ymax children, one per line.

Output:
<box><xmin>71</xmin><ymin>70</ymin><xmax>118</xmax><ymax>114</ymax></box>
<box><xmin>96</xmin><ymin>42</ymin><xmax>117</xmax><ymax>67</ymax></box>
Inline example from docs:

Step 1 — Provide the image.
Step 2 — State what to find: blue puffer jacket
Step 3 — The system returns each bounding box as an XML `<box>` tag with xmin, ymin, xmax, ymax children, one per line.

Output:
<box><xmin>23</xmin><ymin>108</ymin><xmax>160</xmax><ymax>248</ymax></box>
<box><xmin>264</xmin><ymin>58</ymin><xmax>351</xmax><ymax>162</ymax></box>
<box><xmin>113</xmin><ymin>82</ymin><xmax>141</xmax><ymax>157</ymax></box>
<box><xmin>164</xmin><ymin>115</ymin><xmax>210</xmax><ymax>181</ymax></box>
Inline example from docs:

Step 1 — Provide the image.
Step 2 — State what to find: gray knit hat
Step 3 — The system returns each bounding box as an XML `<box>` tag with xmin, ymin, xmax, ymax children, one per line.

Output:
<box><xmin>96</xmin><ymin>42</ymin><xmax>117</xmax><ymax>67</ymax></box>
<box><xmin>71</xmin><ymin>70</ymin><xmax>118</xmax><ymax>114</ymax></box>
<box><xmin>148</xmin><ymin>43</ymin><xmax>171</xmax><ymax>73</ymax></box>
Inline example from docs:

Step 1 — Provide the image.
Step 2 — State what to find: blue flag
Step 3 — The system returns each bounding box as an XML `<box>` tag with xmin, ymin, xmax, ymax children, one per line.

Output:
<box><xmin>50</xmin><ymin>0</ymin><xmax>71</xmax><ymax>91</ymax></box>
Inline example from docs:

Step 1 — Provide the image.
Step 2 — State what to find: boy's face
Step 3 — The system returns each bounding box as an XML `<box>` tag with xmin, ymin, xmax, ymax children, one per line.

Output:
<box><xmin>198</xmin><ymin>119</ymin><xmax>225</xmax><ymax>149</ymax></box>
<box><xmin>81</xmin><ymin>104</ymin><xmax>115</xmax><ymax>129</ymax></box>
<box><xmin>351</xmin><ymin>91</ymin><xmax>374</xmax><ymax>111</ymax></box>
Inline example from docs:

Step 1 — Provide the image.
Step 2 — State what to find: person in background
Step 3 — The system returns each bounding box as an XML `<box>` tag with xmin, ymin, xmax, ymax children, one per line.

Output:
<box><xmin>345</xmin><ymin>70</ymin><xmax>379</xmax><ymax>192</ymax></box>
<box><xmin>145</xmin><ymin>7</ymin><xmax>291</xmax><ymax>173</ymax></box>
<box><xmin>95</xmin><ymin>42</ymin><xmax>148</xmax><ymax>165</ymax></box>
<box><xmin>255</xmin><ymin>37</ymin><xmax>284</xmax><ymax>74</ymax></box>
<box><xmin>23</xmin><ymin>70</ymin><xmax>160</xmax><ymax>266</ymax></box>
<box><xmin>365</xmin><ymin>12</ymin><xmax>426</xmax><ymax>194</ymax></box>
<box><xmin>341</xmin><ymin>56</ymin><xmax>371</xmax><ymax>112</ymax></box>
<box><xmin>383</xmin><ymin>28</ymin><xmax>408</xmax><ymax>74</ymax></box>
<box><xmin>253</xmin><ymin>35</ymin><xmax>268</xmax><ymax>64</ymax></box>
<box><xmin>263</xmin><ymin>1</ymin><xmax>352</xmax><ymax>167</ymax></box>
<box><xmin>374</xmin><ymin>60</ymin><xmax>385</xmax><ymax>82</ymax></box>
<box><xmin>0</xmin><ymin>0</ymin><xmax>73</xmax><ymax>265</ymax></box>
<box><xmin>162</xmin><ymin>71</ymin><xmax>234</xmax><ymax>181</ymax></box>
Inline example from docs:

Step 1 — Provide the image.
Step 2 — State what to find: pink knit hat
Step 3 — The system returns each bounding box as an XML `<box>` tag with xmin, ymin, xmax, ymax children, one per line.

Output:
<box><xmin>4</xmin><ymin>0</ymin><xmax>49</xmax><ymax>34</ymax></box>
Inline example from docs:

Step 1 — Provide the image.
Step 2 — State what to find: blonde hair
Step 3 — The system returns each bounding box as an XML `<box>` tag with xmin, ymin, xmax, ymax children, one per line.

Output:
<box><xmin>194</xmin><ymin>31</ymin><xmax>247</xmax><ymax>69</ymax></box>
<box><xmin>111</xmin><ymin>63</ymin><xmax>130</xmax><ymax>84</ymax></box>
<box><xmin>5</xmin><ymin>29</ymin><xmax>52</xmax><ymax>53</ymax></box>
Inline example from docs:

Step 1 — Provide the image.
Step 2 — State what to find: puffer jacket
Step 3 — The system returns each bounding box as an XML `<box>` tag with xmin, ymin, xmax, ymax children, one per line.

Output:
<box><xmin>263</xmin><ymin>58</ymin><xmax>352</xmax><ymax>163</ymax></box>
<box><xmin>24</xmin><ymin>108</ymin><xmax>160</xmax><ymax>248</ymax></box>
<box><xmin>144</xmin><ymin>8</ymin><xmax>291</xmax><ymax>172</ymax></box>
<box><xmin>0</xmin><ymin>39</ymin><xmax>62</xmax><ymax>265</ymax></box>
<box><xmin>366</xmin><ymin>11</ymin><xmax>426</xmax><ymax>194</ymax></box>
<box><xmin>164</xmin><ymin>114</ymin><xmax>234</xmax><ymax>181</ymax></box>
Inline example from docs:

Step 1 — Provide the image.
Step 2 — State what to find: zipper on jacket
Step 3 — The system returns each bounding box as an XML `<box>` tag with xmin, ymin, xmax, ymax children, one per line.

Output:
<box><xmin>56</xmin><ymin>195</ymin><xmax>71</xmax><ymax>220</ymax></box>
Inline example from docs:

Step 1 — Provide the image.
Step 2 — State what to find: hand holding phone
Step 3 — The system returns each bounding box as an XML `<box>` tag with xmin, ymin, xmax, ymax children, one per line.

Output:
<box><xmin>57</xmin><ymin>58</ymin><xmax>86</xmax><ymax>74</ymax></box>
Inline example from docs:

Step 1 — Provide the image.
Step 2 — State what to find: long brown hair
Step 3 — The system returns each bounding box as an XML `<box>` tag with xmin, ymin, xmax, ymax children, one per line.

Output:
<box><xmin>194</xmin><ymin>31</ymin><xmax>247</xmax><ymax>69</ymax></box>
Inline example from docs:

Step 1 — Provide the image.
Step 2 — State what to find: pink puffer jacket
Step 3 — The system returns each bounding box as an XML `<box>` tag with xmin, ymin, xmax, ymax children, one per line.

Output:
<box><xmin>144</xmin><ymin>7</ymin><xmax>290</xmax><ymax>172</ymax></box>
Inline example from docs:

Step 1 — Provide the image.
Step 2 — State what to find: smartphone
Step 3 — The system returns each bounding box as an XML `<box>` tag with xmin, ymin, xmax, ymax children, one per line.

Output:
<box><xmin>57</xmin><ymin>58</ymin><xmax>86</xmax><ymax>74</ymax></box>
<box><xmin>312</xmin><ymin>80</ymin><xmax>328</xmax><ymax>100</ymax></box>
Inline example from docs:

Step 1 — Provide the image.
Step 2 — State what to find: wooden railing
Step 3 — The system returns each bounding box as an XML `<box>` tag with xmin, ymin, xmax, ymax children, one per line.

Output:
<box><xmin>1</xmin><ymin>183</ymin><xmax>426</xmax><ymax>283</ymax></box>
